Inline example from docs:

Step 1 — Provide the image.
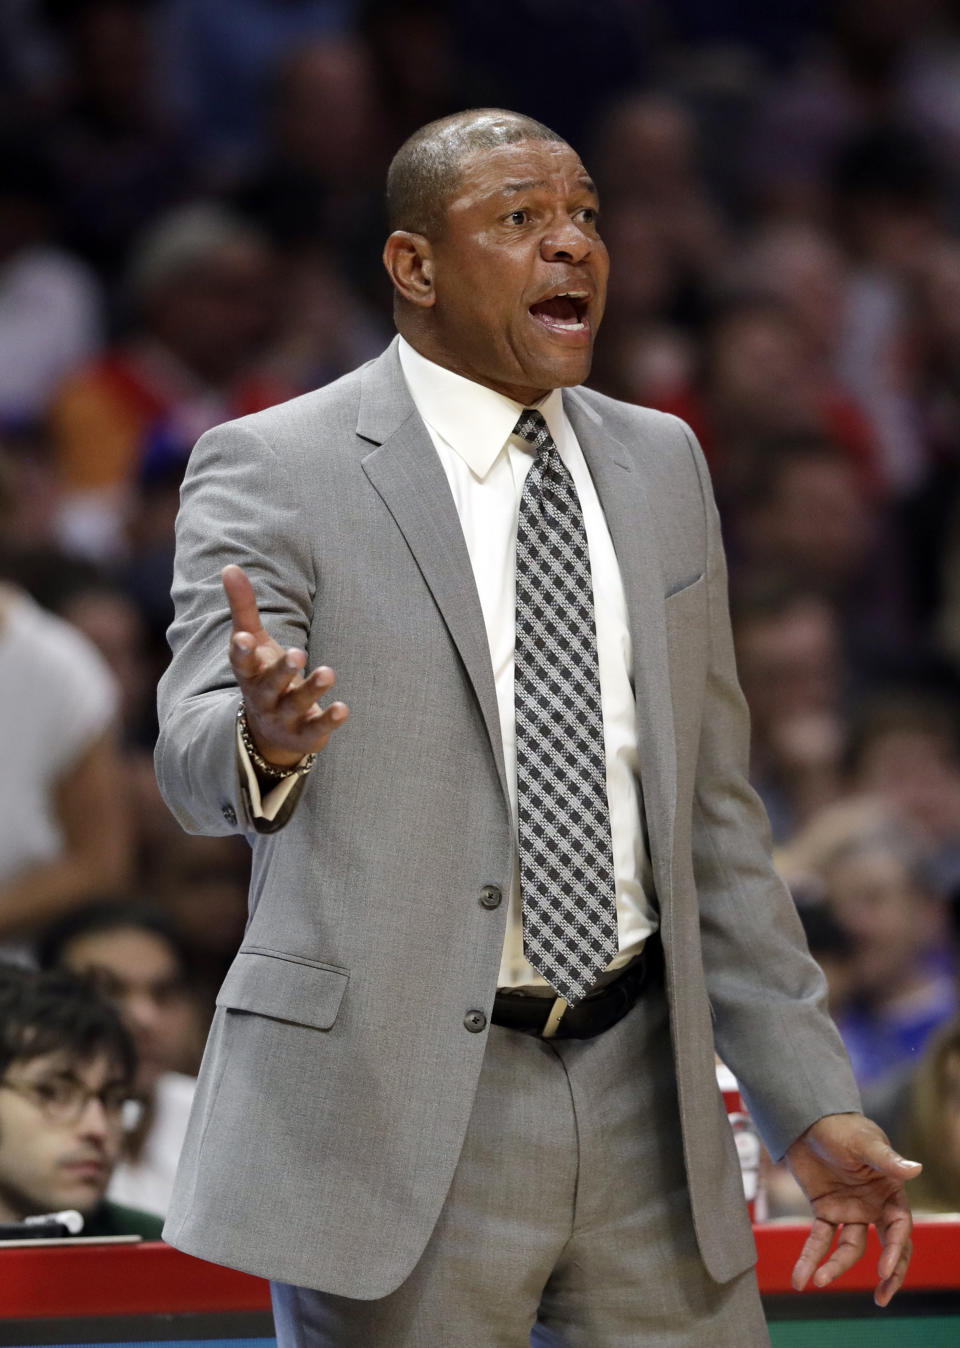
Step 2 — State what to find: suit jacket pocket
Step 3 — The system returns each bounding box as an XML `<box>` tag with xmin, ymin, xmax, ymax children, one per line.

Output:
<box><xmin>664</xmin><ymin>574</ymin><xmax>707</xmax><ymax>682</ymax></box>
<box><xmin>215</xmin><ymin>947</ymin><xmax>349</xmax><ymax>1029</ymax></box>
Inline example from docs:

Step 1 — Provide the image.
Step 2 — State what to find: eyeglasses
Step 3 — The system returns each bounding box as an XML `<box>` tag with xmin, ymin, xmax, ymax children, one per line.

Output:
<box><xmin>0</xmin><ymin>1074</ymin><xmax>137</xmax><ymax>1129</ymax></box>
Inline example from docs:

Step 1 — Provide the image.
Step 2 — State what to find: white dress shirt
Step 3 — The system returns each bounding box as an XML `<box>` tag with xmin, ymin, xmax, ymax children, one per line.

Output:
<box><xmin>397</xmin><ymin>339</ymin><xmax>656</xmax><ymax>989</ymax></box>
<box><xmin>242</xmin><ymin>339</ymin><xmax>658</xmax><ymax>990</ymax></box>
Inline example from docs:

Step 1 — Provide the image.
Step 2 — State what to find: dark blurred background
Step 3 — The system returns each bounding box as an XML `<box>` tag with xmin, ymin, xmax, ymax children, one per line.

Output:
<box><xmin>2</xmin><ymin>0</ymin><xmax>960</xmax><ymax>1218</ymax></box>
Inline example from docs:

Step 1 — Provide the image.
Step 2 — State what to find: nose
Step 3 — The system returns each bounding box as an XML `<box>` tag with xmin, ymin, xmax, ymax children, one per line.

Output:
<box><xmin>76</xmin><ymin>1094</ymin><xmax>112</xmax><ymax>1141</ymax></box>
<box><xmin>540</xmin><ymin>217</ymin><xmax>592</xmax><ymax>264</ymax></box>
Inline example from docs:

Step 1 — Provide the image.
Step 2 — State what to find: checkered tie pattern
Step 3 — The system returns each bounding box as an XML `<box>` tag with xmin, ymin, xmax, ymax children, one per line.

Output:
<box><xmin>513</xmin><ymin>408</ymin><xmax>619</xmax><ymax>1005</ymax></box>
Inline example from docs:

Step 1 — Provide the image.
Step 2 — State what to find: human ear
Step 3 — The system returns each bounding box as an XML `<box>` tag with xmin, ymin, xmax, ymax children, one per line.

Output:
<box><xmin>382</xmin><ymin>231</ymin><xmax>436</xmax><ymax>308</ymax></box>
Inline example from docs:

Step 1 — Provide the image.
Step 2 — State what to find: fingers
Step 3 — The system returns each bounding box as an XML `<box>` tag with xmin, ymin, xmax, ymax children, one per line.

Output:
<box><xmin>247</xmin><ymin>655</ymin><xmax>335</xmax><ymax>718</ymax></box>
<box><xmin>242</xmin><ymin>659</ymin><xmax>348</xmax><ymax>766</ymax></box>
<box><xmin>875</xmin><ymin>1236</ymin><xmax>912</xmax><ymax>1308</ymax></box>
<box><xmin>221</xmin><ymin>564</ymin><xmax>347</xmax><ymax>762</ymax></box>
<box><xmin>874</xmin><ymin>1197</ymin><xmax>914</xmax><ymax>1306</ymax></box>
<box><xmin>304</xmin><ymin>699</ymin><xmax>350</xmax><ymax>744</ymax></box>
<box><xmin>858</xmin><ymin>1133</ymin><xmax>923</xmax><ymax>1181</ymax></box>
<box><xmin>793</xmin><ymin>1202</ymin><xmax>915</xmax><ymax>1304</ymax></box>
<box><xmin>810</xmin><ymin>1222</ymin><xmax>867</xmax><ymax>1288</ymax></box>
<box><xmin>243</xmin><ymin>647</ymin><xmax>307</xmax><ymax>706</ymax></box>
<box><xmin>793</xmin><ymin>1220</ymin><xmax>869</xmax><ymax>1292</ymax></box>
<box><xmin>841</xmin><ymin>1120</ymin><xmax>923</xmax><ymax>1181</ymax></box>
<box><xmin>792</xmin><ymin>1217</ymin><xmax>836</xmax><ymax>1291</ymax></box>
<box><xmin>223</xmin><ymin>564</ymin><xmax>265</xmax><ymax>638</ymax></box>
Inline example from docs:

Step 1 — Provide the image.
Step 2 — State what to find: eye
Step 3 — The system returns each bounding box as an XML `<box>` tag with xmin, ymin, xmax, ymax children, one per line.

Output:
<box><xmin>506</xmin><ymin>209</ymin><xmax>529</xmax><ymax>226</ymax></box>
<box><xmin>102</xmin><ymin>1084</ymin><xmax>133</xmax><ymax>1116</ymax></box>
<box><xmin>35</xmin><ymin>1078</ymin><xmax>78</xmax><ymax>1112</ymax></box>
<box><xmin>578</xmin><ymin>206</ymin><xmax>599</xmax><ymax>225</ymax></box>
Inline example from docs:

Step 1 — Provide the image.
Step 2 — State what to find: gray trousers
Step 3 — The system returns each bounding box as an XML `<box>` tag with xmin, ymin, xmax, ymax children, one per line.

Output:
<box><xmin>271</xmin><ymin>973</ymin><xmax>770</xmax><ymax>1347</ymax></box>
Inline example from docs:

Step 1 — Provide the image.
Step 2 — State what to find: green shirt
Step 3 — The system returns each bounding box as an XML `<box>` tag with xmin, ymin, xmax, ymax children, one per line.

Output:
<box><xmin>81</xmin><ymin>1200</ymin><xmax>165</xmax><ymax>1240</ymax></box>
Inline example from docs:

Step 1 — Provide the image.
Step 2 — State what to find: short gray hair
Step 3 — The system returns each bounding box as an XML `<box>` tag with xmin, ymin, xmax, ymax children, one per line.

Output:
<box><xmin>386</xmin><ymin>108</ymin><xmax>568</xmax><ymax>238</ymax></box>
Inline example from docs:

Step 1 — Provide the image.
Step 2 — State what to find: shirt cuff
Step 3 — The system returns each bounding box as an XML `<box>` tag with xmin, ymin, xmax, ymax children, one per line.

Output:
<box><xmin>235</xmin><ymin>723</ymin><xmax>309</xmax><ymax>821</ymax></box>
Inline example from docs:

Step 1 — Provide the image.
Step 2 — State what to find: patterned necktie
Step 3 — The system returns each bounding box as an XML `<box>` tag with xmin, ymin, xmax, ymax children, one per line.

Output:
<box><xmin>513</xmin><ymin>408</ymin><xmax>619</xmax><ymax>1006</ymax></box>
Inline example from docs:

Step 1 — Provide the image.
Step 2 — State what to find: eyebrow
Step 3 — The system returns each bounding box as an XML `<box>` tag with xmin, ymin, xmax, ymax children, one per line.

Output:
<box><xmin>501</xmin><ymin>177</ymin><xmax>598</xmax><ymax>197</ymax></box>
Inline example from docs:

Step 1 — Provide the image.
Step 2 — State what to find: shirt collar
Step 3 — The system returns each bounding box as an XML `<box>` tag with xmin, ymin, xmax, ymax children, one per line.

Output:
<box><xmin>397</xmin><ymin>336</ymin><xmax>565</xmax><ymax>479</ymax></box>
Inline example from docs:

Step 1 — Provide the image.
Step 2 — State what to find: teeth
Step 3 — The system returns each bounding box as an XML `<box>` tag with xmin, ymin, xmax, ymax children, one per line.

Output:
<box><xmin>537</xmin><ymin>315</ymin><xmax>586</xmax><ymax>329</ymax></box>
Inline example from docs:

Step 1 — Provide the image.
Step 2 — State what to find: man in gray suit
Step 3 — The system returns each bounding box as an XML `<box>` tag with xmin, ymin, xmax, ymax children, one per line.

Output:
<box><xmin>156</xmin><ymin>109</ymin><xmax>920</xmax><ymax>1346</ymax></box>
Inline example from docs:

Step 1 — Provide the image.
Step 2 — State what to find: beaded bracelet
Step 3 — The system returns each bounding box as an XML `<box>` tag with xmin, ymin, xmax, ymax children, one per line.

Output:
<box><xmin>236</xmin><ymin>703</ymin><xmax>317</xmax><ymax>780</ymax></box>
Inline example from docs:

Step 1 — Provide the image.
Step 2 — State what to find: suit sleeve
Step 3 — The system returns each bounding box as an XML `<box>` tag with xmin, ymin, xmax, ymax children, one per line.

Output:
<box><xmin>155</xmin><ymin>420</ymin><xmax>313</xmax><ymax>837</ymax></box>
<box><xmin>678</xmin><ymin>421</ymin><xmax>861</xmax><ymax>1159</ymax></box>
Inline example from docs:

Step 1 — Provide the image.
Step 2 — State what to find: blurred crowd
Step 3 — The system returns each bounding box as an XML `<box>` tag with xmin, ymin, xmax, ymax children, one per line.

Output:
<box><xmin>1</xmin><ymin>0</ymin><xmax>960</xmax><ymax>1225</ymax></box>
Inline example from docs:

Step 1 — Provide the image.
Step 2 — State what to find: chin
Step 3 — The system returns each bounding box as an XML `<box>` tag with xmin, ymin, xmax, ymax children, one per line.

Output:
<box><xmin>69</xmin><ymin>1190</ymin><xmax>107</xmax><ymax>1218</ymax></box>
<box><xmin>520</xmin><ymin>349</ymin><xmax>591</xmax><ymax>391</ymax></box>
<box><xmin>548</xmin><ymin>357</ymin><xmax>593</xmax><ymax>390</ymax></box>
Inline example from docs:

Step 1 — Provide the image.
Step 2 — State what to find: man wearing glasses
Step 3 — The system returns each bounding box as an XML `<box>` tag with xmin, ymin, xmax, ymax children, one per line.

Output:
<box><xmin>0</xmin><ymin>965</ymin><xmax>163</xmax><ymax>1239</ymax></box>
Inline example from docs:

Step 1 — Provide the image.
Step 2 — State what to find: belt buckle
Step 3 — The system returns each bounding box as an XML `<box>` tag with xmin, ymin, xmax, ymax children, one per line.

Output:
<box><xmin>540</xmin><ymin>996</ymin><xmax>569</xmax><ymax>1039</ymax></box>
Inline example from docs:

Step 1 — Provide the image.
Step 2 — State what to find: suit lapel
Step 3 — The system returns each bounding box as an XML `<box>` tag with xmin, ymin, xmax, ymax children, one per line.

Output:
<box><xmin>564</xmin><ymin>389</ymin><xmax>678</xmax><ymax>893</ymax></box>
<box><xmin>356</xmin><ymin>343</ymin><xmax>510</xmax><ymax>808</ymax></box>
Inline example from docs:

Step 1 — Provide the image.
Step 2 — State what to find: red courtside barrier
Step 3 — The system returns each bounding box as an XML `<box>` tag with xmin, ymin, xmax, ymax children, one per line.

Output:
<box><xmin>1</xmin><ymin>1224</ymin><xmax>958</xmax><ymax>1344</ymax></box>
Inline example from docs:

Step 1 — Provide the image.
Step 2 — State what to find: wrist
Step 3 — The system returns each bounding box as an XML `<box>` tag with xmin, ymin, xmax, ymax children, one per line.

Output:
<box><xmin>236</xmin><ymin>704</ymin><xmax>316</xmax><ymax>780</ymax></box>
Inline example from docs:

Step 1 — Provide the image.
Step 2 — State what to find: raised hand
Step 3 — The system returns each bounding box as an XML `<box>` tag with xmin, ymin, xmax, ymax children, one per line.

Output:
<box><xmin>223</xmin><ymin>563</ymin><xmax>349</xmax><ymax>769</ymax></box>
<box><xmin>786</xmin><ymin>1113</ymin><xmax>921</xmax><ymax>1307</ymax></box>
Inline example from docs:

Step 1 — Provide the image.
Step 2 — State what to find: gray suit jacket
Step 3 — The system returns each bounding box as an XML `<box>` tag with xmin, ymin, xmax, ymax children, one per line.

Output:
<box><xmin>156</xmin><ymin>339</ymin><xmax>860</xmax><ymax>1298</ymax></box>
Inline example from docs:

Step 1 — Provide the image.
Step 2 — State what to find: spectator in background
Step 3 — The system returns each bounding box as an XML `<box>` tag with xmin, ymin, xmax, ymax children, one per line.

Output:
<box><xmin>231</xmin><ymin>36</ymin><xmax>387</xmax><ymax>247</ymax></box>
<box><xmin>902</xmin><ymin>240</ymin><xmax>960</xmax><ymax>649</ymax></box>
<box><xmin>0</xmin><ymin>574</ymin><xmax>130</xmax><ymax>950</ymax></box>
<box><xmin>228</xmin><ymin>38</ymin><xmax>391</xmax><ymax>388</ymax></box>
<box><xmin>587</xmin><ymin>92</ymin><xmax>728</xmax><ymax>402</ymax></box>
<box><xmin>156</xmin><ymin>0</ymin><xmax>355</xmax><ymax>173</ymax></box>
<box><xmin>55</xmin><ymin>572</ymin><xmax>156</xmax><ymax>748</ymax></box>
<box><xmin>796</xmin><ymin>897</ymin><xmax>858</xmax><ymax>1021</ymax></box>
<box><xmin>908</xmin><ymin>238</ymin><xmax>960</xmax><ymax>468</ymax></box>
<box><xmin>732</xmin><ymin>583</ymin><xmax>847</xmax><ymax>841</ymax></box>
<box><xmin>36</xmin><ymin>0</ymin><xmax>198</xmax><ymax>291</ymax></box>
<box><xmin>361</xmin><ymin>0</ymin><xmax>462</xmax><ymax>146</ymax></box>
<box><xmin>733</xmin><ymin>432</ymin><xmax>875</xmax><ymax>593</ymax></box>
<box><xmin>8</xmin><ymin>552</ymin><xmax>159</xmax><ymax>751</ymax></box>
<box><xmin>847</xmin><ymin>692</ymin><xmax>960</xmax><ymax>900</ymax></box>
<box><xmin>590</xmin><ymin>92</ymin><xmax>728</xmax><ymax>292</ymax></box>
<box><xmin>584</xmin><ymin>201</ymin><xmax>688</xmax><ymax>400</ymax></box>
<box><xmin>730</xmin><ymin>431</ymin><xmax>911</xmax><ymax>674</ymax></box>
<box><xmin>901</xmin><ymin>1016</ymin><xmax>960</xmax><ymax>1213</ymax></box>
<box><xmin>38</xmin><ymin>902</ymin><xmax>200</xmax><ymax>1219</ymax></box>
<box><xmin>831</xmin><ymin>123</ymin><xmax>949</xmax><ymax>494</ymax></box>
<box><xmin>0</xmin><ymin>428</ymin><xmax>66</xmax><ymax>557</ymax></box>
<box><xmin>655</xmin><ymin>296</ymin><xmax>883</xmax><ymax>505</ymax></box>
<box><xmin>941</xmin><ymin>494</ymin><xmax>960</xmax><ymax>673</ymax></box>
<box><xmin>720</xmin><ymin>223</ymin><xmax>885</xmax><ymax>496</ymax></box>
<box><xmin>788</xmin><ymin>807</ymin><xmax>957</xmax><ymax>1088</ymax></box>
<box><xmin>49</xmin><ymin>202</ymin><xmax>292</xmax><ymax>559</ymax></box>
<box><xmin>0</xmin><ymin>964</ymin><xmax>162</xmax><ymax>1238</ymax></box>
<box><xmin>743</xmin><ymin>0</ymin><xmax>943</xmax><ymax>221</ymax></box>
<box><xmin>0</xmin><ymin>140</ymin><xmax>102</xmax><ymax>426</ymax></box>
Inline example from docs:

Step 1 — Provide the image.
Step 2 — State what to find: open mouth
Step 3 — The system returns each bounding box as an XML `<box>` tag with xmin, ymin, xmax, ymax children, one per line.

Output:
<box><xmin>529</xmin><ymin>291</ymin><xmax>590</xmax><ymax>333</ymax></box>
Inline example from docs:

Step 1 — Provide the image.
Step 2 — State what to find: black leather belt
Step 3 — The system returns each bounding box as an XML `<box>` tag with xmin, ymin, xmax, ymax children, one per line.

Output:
<box><xmin>491</xmin><ymin>936</ymin><xmax>660</xmax><ymax>1040</ymax></box>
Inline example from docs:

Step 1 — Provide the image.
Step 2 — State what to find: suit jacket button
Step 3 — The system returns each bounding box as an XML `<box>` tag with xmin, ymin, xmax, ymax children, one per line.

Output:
<box><xmin>479</xmin><ymin>885</ymin><xmax>502</xmax><ymax>910</ymax></box>
<box><xmin>463</xmin><ymin>1009</ymin><xmax>487</xmax><ymax>1033</ymax></box>
<box><xmin>221</xmin><ymin>803</ymin><xmax>237</xmax><ymax>825</ymax></box>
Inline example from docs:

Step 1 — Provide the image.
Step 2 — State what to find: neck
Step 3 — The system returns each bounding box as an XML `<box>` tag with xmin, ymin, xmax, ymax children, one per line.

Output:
<box><xmin>0</xmin><ymin>1185</ymin><xmax>28</xmax><ymax>1224</ymax></box>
